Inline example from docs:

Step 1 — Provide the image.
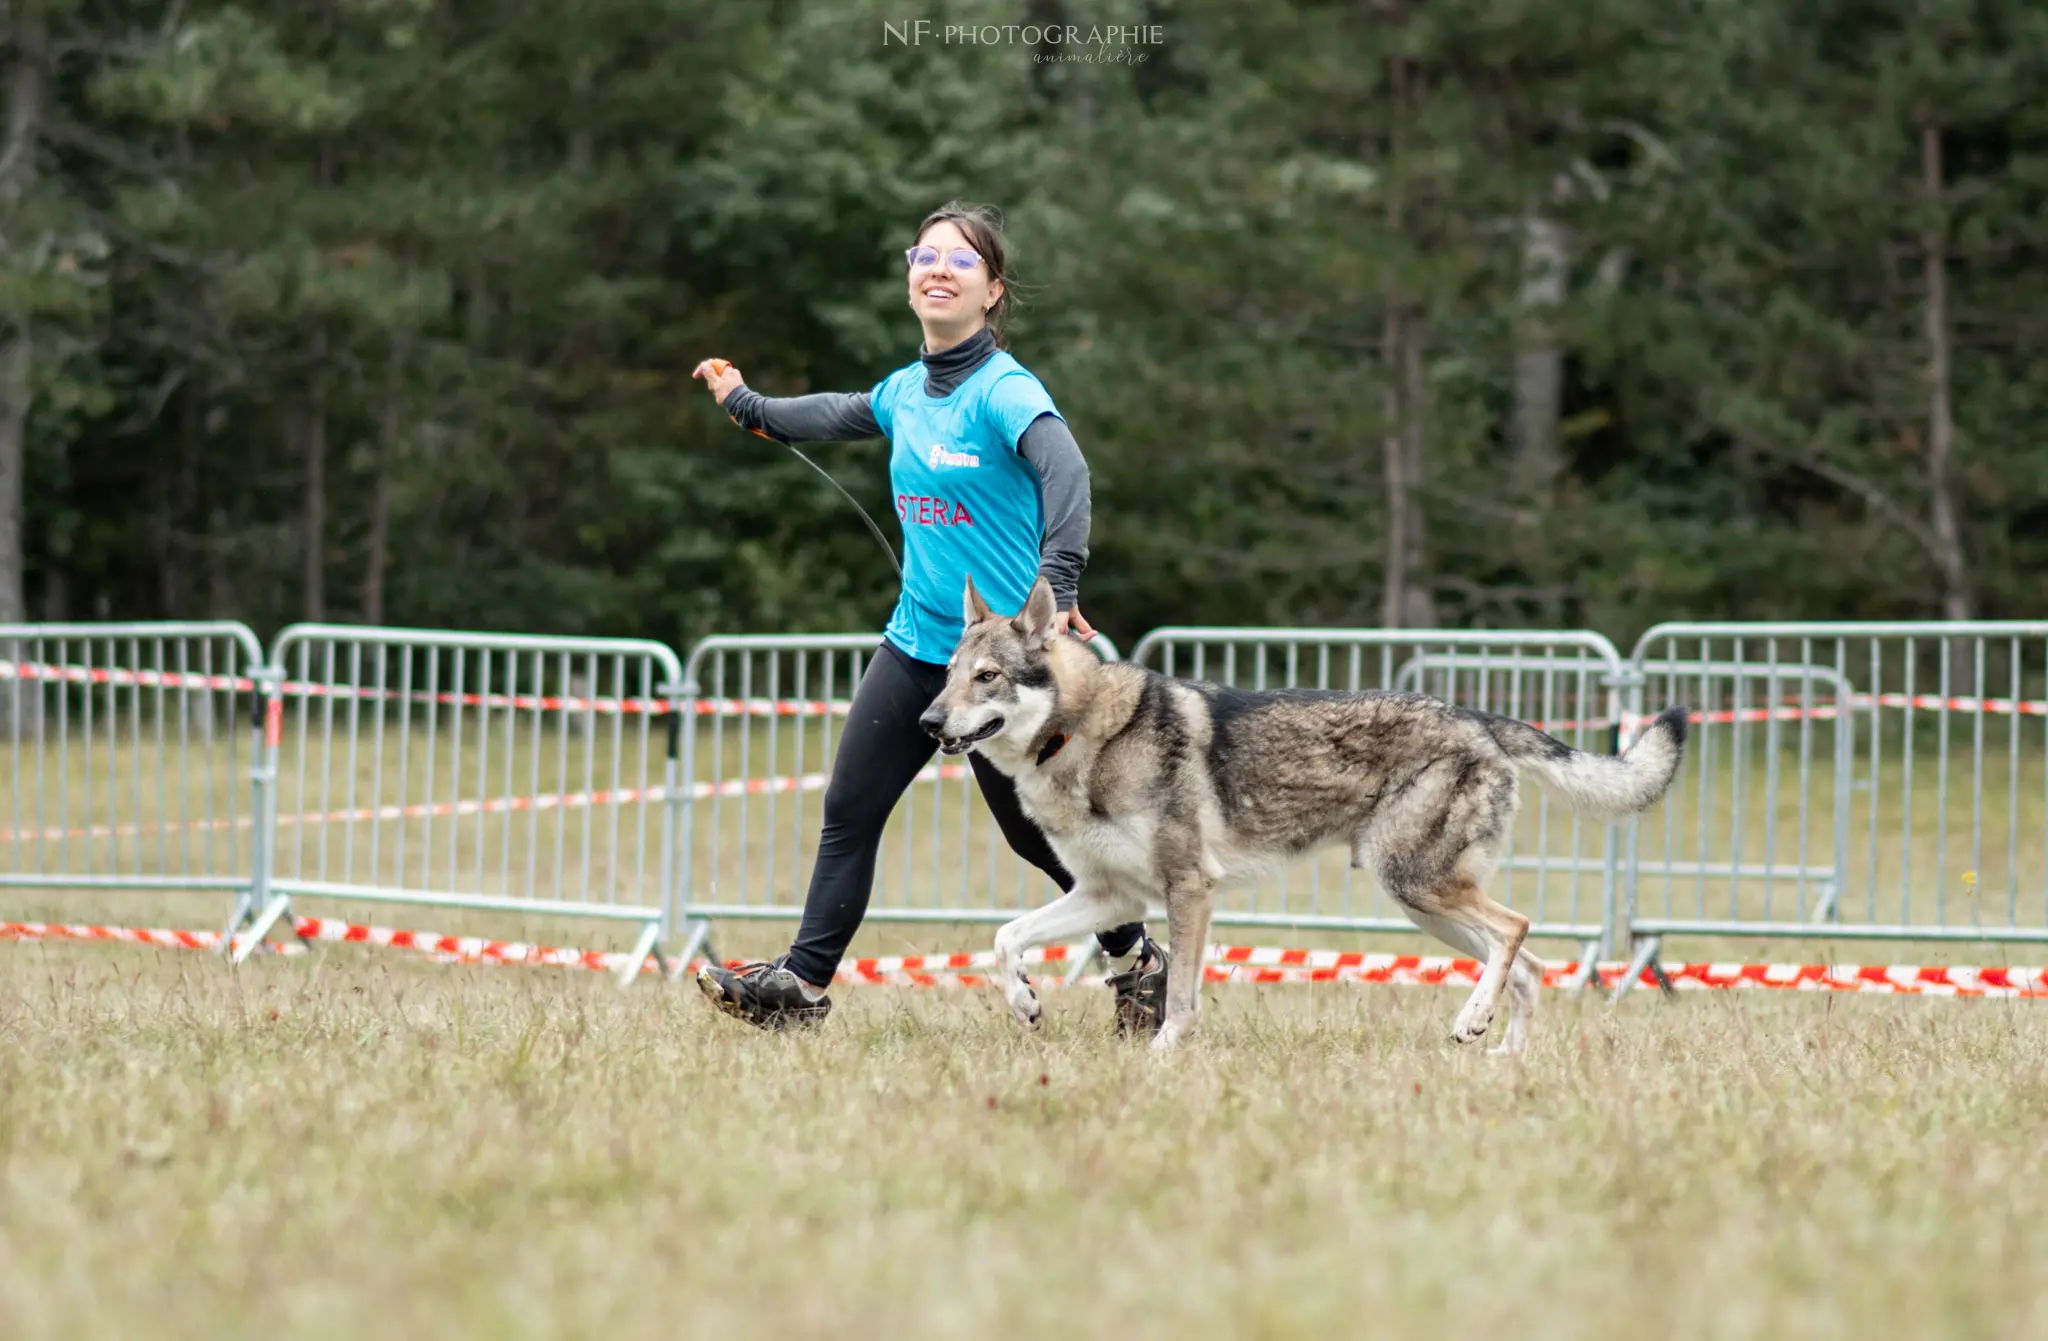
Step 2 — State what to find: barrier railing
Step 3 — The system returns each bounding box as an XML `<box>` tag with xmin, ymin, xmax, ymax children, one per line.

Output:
<box><xmin>1</xmin><ymin>623</ymin><xmax>270</xmax><ymax>928</ymax></box>
<box><xmin>236</xmin><ymin>624</ymin><xmax>689</xmax><ymax>983</ymax></box>
<box><xmin>666</xmin><ymin>631</ymin><xmax>1122</xmax><ymax>967</ymax></box>
<box><xmin>1129</xmin><ymin>627</ymin><xmax>1631</xmax><ymax>968</ymax></box>
<box><xmin>10</xmin><ymin>615</ymin><xmax>2044</xmax><ymax>999</ymax></box>
<box><xmin>1621</xmin><ymin>622</ymin><xmax>2048</xmax><ymax>988</ymax></box>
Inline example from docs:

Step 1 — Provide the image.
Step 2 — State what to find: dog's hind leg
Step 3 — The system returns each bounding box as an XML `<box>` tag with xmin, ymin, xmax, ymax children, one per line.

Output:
<box><xmin>994</xmin><ymin>888</ymin><xmax>1142</xmax><ymax>1030</ymax></box>
<box><xmin>1366</xmin><ymin>844</ymin><xmax>1528</xmax><ymax>1048</ymax></box>
<box><xmin>1497</xmin><ymin>948</ymin><xmax>1545</xmax><ymax>1056</ymax></box>
<box><xmin>1151</xmin><ymin>868</ymin><xmax>1215</xmax><ymax>1054</ymax></box>
<box><xmin>1414</xmin><ymin>881</ymin><xmax>1529</xmax><ymax>1047</ymax></box>
<box><xmin>1358</xmin><ymin>756</ymin><xmax>1534</xmax><ymax>1049</ymax></box>
<box><xmin>1403</xmin><ymin>907</ymin><xmax>1543</xmax><ymax>1055</ymax></box>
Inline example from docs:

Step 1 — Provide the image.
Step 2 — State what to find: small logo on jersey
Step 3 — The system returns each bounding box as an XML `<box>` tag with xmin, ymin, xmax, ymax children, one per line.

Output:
<box><xmin>928</xmin><ymin>444</ymin><xmax>981</xmax><ymax>470</ymax></box>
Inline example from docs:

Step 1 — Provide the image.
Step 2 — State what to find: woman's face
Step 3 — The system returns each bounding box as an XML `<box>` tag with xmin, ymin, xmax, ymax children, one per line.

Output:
<box><xmin>906</xmin><ymin>219</ymin><xmax>1001</xmax><ymax>331</ymax></box>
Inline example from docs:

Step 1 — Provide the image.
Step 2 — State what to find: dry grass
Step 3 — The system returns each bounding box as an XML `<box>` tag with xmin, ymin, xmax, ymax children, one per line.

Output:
<box><xmin>6</xmin><ymin>708</ymin><xmax>2047</xmax><ymax>1337</ymax></box>
<box><xmin>4</xmin><ymin>938</ymin><xmax>2048</xmax><ymax>1341</ymax></box>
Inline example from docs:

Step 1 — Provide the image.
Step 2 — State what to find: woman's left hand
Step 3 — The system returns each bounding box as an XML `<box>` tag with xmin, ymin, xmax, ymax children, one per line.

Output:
<box><xmin>1052</xmin><ymin>607</ymin><xmax>1096</xmax><ymax>641</ymax></box>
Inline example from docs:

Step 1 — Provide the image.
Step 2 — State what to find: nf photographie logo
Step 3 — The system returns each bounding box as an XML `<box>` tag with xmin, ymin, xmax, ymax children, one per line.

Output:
<box><xmin>883</xmin><ymin>19</ymin><xmax>1164</xmax><ymax>63</ymax></box>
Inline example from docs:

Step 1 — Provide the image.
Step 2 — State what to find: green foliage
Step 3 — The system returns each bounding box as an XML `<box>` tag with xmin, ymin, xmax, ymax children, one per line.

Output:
<box><xmin>9</xmin><ymin>0</ymin><xmax>2047</xmax><ymax>646</ymax></box>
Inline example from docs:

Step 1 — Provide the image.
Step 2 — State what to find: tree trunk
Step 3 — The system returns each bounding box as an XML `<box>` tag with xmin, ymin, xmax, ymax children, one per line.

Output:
<box><xmin>1379</xmin><ymin>55</ymin><xmax>1407</xmax><ymax>630</ymax></box>
<box><xmin>207</xmin><ymin>506</ymin><xmax>232</xmax><ymax>620</ymax></box>
<box><xmin>1919</xmin><ymin>120</ymin><xmax>1968</xmax><ymax>624</ymax></box>
<box><xmin>163</xmin><ymin>386</ymin><xmax>202</xmax><ymax>616</ymax></box>
<box><xmin>306</xmin><ymin>48</ymin><xmax>334</xmax><ymax>626</ymax></box>
<box><xmin>1381</xmin><ymin>301</ymin><xmax>1409</xmax><ymax>629</ymax></box>
<box><xmin>1919</xmin><ymin>118</ymin><xmax>1973</xmax><ymax>691</ymax></box>
<box><xmin>1399</xmin><ymin>304</ymin><xmax>1437</xmax><ymax>630</ymax></box>
<box><xmin>301</xmin><ymin>384</ymin><xmax>327</xmax><ymax>623</ymax></box>
<box><xmin>0</xmin><ymin>0</ymin><xmax>48</xmax><ymax>633</ymax></box>
<box><xmin>1377</xmin><ymin>55</ymin><xmax>1436</xmax><ymax>631</ymax></box>
<box><xmin>0</xmin><ymin>332</ymin><xmax>26</xmax><ymax>629</ymax></box>
<box><xmin>567</xmin><ymin>62</ymin><xmax>595</xmax><ymax>173</ymax></box>
<box><xmin>466</xmin><ymin>265</ymin><xmax>490</xmax><ymax>349</ymax></box>
<box><xmin>362</xmin><ymin>337</ymin><xmax>406</xmax><ymax>626</ymax></box>
<box><xmin>154</xmin><ymin>415</ymin><xmax>179</xmax><ymax>617</ymax></box>
<box><xmin>1512</xmin><ymin>214</ymin><xmax>1568</xmax><ymax>495</ymax></box>
<box><xmin>0</xmin><ymin>333</ymin><xmax>31</xmax><ymax>740</ymax></box>
<box><xmin>40</xmin><ymin>425</ymin><xmax>67</xmax><ymax>621</ymax></box>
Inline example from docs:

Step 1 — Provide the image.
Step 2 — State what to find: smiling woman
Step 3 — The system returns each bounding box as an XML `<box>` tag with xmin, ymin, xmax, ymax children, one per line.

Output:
<box><xmin>687</xmin><ymin>201</ymin><xmax>1170</xmax><ymax>1038</ymax></box>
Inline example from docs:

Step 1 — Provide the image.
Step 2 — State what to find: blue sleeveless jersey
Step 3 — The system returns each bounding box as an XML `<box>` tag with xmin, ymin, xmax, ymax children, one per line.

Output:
<box><xmin>869</xmin><ymin>351</ymin><xmax>1058</xmax><ymax>663</ymax></box>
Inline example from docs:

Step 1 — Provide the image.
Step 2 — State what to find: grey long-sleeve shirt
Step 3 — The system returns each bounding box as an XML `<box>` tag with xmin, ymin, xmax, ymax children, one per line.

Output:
<box><xmin>721</xmin><ymin>328</ymin><xmax>1092</xmax><ymax>611</ymax></box>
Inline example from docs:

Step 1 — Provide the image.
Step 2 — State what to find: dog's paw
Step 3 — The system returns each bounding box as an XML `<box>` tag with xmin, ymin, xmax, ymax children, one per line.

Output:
<box><xmin>1450</xmin><ymin>1002</ymin><xmax>1494</xmax><ymax>1045</ymax></box>
<box><xmin>1003</xmin><ymin>976</ymin><xmax>1042</xmax><ymax>1030</ymax></box>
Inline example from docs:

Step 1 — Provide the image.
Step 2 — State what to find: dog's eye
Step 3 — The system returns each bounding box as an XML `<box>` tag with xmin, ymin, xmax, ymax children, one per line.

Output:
<box><xmin>975</xmin><ymin>669</ymin><xmax>1001</xmax><ymax>684</ymax></box>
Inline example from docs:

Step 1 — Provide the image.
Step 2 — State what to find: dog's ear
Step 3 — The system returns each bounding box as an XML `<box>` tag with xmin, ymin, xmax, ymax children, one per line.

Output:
<box><xmin>962</xmin><ymin>575</ymin><xmax>994</xmax><ymax>628</ymax></box>
<box><xmin>1012</xmin><ymin>576</ymin><xmax>1058</xmax><ymax>644</ymax></box>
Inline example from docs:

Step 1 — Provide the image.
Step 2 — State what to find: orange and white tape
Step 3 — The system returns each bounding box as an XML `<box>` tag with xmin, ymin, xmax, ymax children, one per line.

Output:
<box><xmin>0</xmin><ymin>762</ymin><xmax>974</xmax><ymax>845</ymax></box>
<box><xmin>7</xmin><ymin>917</ymin><xmax>2047</xmax><ymax>999</ymax></box>
<box><xmin>1203</xmin><ymin>949</ymin><xmax>2048</xmax><ymax>998</ymax></box>
<box><xmin>19</xmin><ymin>654</ymin><xmax>2048</xmax><ymax>727</ymax></box>
<box><xmin>1</xmin><ymin>658</ymin><xmax>853</xmax><ymax>719</ymax></box>
<box><xmin>0</xmin><ymin>922</ymin><xmax>305</xmax><ymax>955</ymax></box>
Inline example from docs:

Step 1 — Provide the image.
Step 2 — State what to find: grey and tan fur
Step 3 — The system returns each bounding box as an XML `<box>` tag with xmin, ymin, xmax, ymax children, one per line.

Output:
<box><xmin>918</xmin><ymin>576</ymin><xmax>1689</xmax><ymax>1054</ymax></box>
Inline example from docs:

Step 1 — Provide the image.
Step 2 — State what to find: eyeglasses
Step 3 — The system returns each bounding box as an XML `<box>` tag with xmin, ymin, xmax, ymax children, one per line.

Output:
<box><xmin>905</xmin><ymin>245</ymin><xmax>984</xmax><ymax>273</ymax></box>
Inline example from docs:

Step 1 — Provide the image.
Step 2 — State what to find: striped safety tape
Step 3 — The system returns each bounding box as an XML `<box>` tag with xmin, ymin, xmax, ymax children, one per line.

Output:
<box><xmin>6</xmin><ymin>918</ymin><xmax>2046</xmax><ymax>998</ymax></box>
<box><xmin>0</xmin><ymin>762</ymin><xmax>974</xmax><ymax>845</ymax></box>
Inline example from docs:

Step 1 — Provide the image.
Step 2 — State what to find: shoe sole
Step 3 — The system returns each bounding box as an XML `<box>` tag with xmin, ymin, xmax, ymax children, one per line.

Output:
<box><xmin>696</xmin><ymin>966</ymin><xmax>754</xmax><ymax>1021</ymax></box>
<box><xmin>1109</xmin><ymin>953</ymin><xmax>1171</xmax><ymax>1039</ymax></box>
<box><xmin>1115</xmin><ymin>1002</ymin><xmax>1165</xmax><ymax>1038</ymax></box>
<box><xmin>695</xmin><ymin>965</ymin><xmax>830</xmax><ymax>1031</ymax></box>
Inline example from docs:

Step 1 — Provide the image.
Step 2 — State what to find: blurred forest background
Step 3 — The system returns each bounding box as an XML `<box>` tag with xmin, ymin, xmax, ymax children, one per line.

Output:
<box><xmin>3</xmin><ymin>0</ymin><xmax>2045</xmax><ymax>652</ymax></box>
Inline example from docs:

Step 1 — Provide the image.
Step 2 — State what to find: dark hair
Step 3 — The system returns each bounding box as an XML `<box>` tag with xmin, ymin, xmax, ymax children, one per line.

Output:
<box><xmin>912</xmin><ymin>200</ymin><xmax>1016</xmax><ymax>348</ymax></box>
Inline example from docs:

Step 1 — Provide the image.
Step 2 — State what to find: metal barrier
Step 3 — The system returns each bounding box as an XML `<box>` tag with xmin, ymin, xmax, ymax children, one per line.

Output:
<box><xmin>1129</xmin><ymin>627</ymin><xmax>1631</xmax><ymax>959</ymax></box>
<box><xmin>1393</xmin><ymin>653</ymin><xmax>1853</xmax><ymax>921</ymax></box>
<box><xmin>239</xmin><ymin>625</ymin><xmax>688</xmax><ymax>982</ymax></box>
<box><xmin>0</xmin><ymin>623</ymin><xmax>270</xmax><ymax>922</ymax></box>
<box><xmin>10</xmin><ymin>615</ymin><xmax>2044</xmax><ymax>995</ymax></box>
<box><xmin>668</xmin><ymin>631</ymin><xmax>1122</xmax><ymax>960</ymax></box>
<box><xmin>1624</xmin><ymin>622</ymin><xmax>2048</xmax><ymax>975</ymax></box>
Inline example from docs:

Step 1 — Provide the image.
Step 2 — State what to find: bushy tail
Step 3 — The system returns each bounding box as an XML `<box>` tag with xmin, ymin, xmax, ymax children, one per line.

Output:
<box><xmin>1490</xmin><ymin>706</ymin><xmax>1689</xmax><ymax>821</ymax></box>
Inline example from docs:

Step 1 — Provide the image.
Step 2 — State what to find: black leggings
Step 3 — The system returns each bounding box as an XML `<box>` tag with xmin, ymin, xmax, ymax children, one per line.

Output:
<box><xmin>785</xmin><ymin>639</ymin><xmax>1145</xmax><ymax>987</ymax></box>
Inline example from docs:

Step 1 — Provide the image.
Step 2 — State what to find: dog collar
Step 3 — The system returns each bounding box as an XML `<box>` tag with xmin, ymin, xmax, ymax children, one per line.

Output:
<box><xmin>1035</xmin><ymin>732</ymin><xmax>1068</xmax><ymax>766</ymax></box>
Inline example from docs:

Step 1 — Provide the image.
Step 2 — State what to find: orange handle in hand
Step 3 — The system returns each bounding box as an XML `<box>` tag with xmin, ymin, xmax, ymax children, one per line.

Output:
<box><xmin>696</xmin><ymin>358</ymin><xmax>775</xmax><ymax>441</ymax></box>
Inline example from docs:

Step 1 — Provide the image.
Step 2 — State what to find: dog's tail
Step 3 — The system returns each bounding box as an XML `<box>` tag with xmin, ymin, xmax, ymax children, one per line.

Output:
<box><xmin>1488</xmin><ymin>706</ymin><xmax>1689</xmax><ymax>821</ymax></box>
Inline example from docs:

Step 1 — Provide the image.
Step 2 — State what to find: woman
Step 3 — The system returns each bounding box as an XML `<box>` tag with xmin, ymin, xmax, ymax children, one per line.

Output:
<box><xmin>690</xmin><ymin>202</ymin><xmax>1167</xmax><ymax>1035</ymax></box>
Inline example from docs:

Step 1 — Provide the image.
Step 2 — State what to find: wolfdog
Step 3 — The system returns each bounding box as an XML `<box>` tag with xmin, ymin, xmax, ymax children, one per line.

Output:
<box><xmin>918</xmin><ymin>577</ymin><xmax>1689</xmax><ymax>1054</ymax></box>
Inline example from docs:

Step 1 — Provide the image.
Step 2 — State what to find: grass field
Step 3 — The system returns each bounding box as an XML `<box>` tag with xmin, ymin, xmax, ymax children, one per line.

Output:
<box><xmin>8</xmin><ymin>694</ymin><xmax>2048</xmax><ymax>1339</ymax></box>
<box><xmin>4</xmin><ymin>936</ymin><xmax>2048</xmax><ymax>1341</ymax></box>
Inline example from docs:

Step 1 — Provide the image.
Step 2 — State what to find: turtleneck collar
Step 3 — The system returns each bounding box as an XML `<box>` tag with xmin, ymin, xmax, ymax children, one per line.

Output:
<box><xmin>918</xmin><ymin>326</ymin><xmax>999</xmax><ymax>397</ymax></box>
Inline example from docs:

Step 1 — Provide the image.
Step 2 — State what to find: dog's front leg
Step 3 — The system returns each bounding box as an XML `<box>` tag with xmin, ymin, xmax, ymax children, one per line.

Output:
<box><xmin>993</xmin><ymin>889</ymin><xmax>1130</xmax><ymax>1030</ymax></box>
<box><xmin>1151</xmin><ymin>870</ymin><xmax>1214</xmax><ymax>1053</ymax></box>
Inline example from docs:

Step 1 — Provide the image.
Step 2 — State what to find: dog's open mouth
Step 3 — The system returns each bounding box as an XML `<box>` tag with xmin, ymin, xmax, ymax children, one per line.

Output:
<box><xmin>937</xmin><ymin>717</ymin><xmax>1004</xmax><ymax>755</ymax></box>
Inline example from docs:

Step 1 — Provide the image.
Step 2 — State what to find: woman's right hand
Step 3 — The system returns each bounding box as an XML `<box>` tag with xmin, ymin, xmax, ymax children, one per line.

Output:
<box><xmin>691</xmin><ymin>358</ymin><xmax>746</xmax><ymax>406</ymax></box>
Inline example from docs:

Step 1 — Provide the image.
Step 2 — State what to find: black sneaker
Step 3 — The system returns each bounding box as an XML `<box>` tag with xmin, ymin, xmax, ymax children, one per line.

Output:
<box><xmin>696</xmin><ymin>954</ymin><xmax>832</xmax><ymax>1030</ymax></box>
<box><xmin>1105</xmin><ymin>936</ymin><xmax>1170</xmax><ymax>1038</ymax></box>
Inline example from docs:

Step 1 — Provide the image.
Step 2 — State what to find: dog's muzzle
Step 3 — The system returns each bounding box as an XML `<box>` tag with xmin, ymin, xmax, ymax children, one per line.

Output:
<box><xmin>919</xmin><ymin>707</ymin><xmax>1003</xmax><ymax>756</ymax></box>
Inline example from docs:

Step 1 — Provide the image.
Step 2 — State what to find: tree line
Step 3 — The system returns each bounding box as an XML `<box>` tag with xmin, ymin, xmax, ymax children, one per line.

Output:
<box><xmin>3</xmin><ymin>0</ymin><xmax>2043</xmax><ymax>657</ymax></box>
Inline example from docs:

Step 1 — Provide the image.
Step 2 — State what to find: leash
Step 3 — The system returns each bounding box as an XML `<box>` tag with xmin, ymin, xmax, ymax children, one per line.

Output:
<box><xmin>703</xmin><ymin>359</ymin><xmax>902</xmax><ymax>578</ymax></box>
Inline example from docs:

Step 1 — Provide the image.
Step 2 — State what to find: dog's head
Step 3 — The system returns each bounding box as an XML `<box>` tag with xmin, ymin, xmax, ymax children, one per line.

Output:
<box><xmin>917</xmin><ymin>576</ymin><xmax>1062</xmax><ymax>757</ymax></box>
